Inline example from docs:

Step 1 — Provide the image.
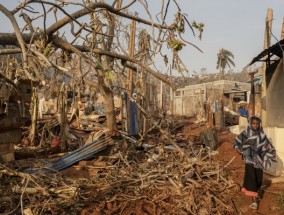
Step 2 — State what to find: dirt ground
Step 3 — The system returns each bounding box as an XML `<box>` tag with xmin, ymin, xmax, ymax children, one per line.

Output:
<box><xmin>216</xmin><ymin>129</ymin><xmax>284</xmax><ymax>215</ymax></box>
<box><xmin>1</xmin><ymin>117</ymin><xmax>284</xmax><ymax>215</ymax></box>
<box><xmin>182</xmin><ymin>119</ymin><xmax>284</xmax><ymax>215</ymax></box>
<box><xmin>77</xmin><ymin>118</ymin><xmax>284</xmax><ymax>214</ymax></box>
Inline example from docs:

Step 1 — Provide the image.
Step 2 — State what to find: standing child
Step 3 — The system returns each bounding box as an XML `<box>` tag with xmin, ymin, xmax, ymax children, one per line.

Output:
<box><xmin>233</xmin><ymin>115</ymin><xmax>276</xmax><ymax>210</ymax></box>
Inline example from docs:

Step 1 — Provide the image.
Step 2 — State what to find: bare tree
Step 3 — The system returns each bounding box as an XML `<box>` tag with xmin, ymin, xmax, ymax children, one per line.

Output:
<box><xmin>0</xmin><ymin>0</ymin><xmax>203</xmax><ymax>131</ymax></box>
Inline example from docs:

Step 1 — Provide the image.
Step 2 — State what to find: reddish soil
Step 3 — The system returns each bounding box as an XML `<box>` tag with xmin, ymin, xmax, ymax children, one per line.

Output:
<box><xmin>77</xmin><ymin>119</ymin><xmax>284</xmax><ymax>215</ymax></box>
<box><xmin>11</xmin><ymin>117</ymin><xmax>282</xmax><ymax>215</ymax></box>
<box><xmin>182</xmin><ymin>119</ymin><xmax>284</xmax><ymax>215</ymax></box>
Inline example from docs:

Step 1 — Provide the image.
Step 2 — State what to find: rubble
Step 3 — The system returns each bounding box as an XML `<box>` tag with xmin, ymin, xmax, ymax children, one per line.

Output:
<box><xmin>0</xmin><ymin>120</ymin><xmax>239</xmax><ymax>214</ymax></box>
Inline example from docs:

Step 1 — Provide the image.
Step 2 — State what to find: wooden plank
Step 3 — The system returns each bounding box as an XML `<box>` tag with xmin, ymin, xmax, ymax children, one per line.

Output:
<box><xmin>0</xmin><ymin>129</ymin><xmax>21</xmax><ymax>144</ymax></box>
<box><xmin>0</xmin><ymin>143</ymin><xmax>15</xmax><ymax>154</ymax></box>
<box><xmin>87</xmin><ymin>114</ymin><xmax>106</xmax><ymax>123</ymax></box>
<box><xmin>0</xmin><ymin>152</ymin><xmax>15</xmax><ymax>162</ymax></box>
<box><xmin>23</xmin><ymin>208</ymin><xmax>34</xmax><ymax>215</ymax></box>
<box><xmin>0</xmin><ymin>114</ymin><xmax>21</xmax><ymax>131</ymax></box>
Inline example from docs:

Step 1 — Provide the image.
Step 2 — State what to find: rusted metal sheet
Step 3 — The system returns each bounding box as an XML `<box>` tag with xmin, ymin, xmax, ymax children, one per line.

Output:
<box><xmin>0</xmin><ymin>114</ymin><xmax>20</xmax><ymax>131</ymax></box>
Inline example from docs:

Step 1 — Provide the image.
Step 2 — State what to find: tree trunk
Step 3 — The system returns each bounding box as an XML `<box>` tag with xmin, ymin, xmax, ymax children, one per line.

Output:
<box><xmin>29</xmin><ymin>87</ymin><xmax>38</xmax><ymax>145</ymax></box>
<box><xmin>59</xmin><ymin>84</ymin><xmax>67</xmax><ymax>151</ymax></box>
<box><xmin>97</xmin><ymin>75</ymin><xmax>116</xmax><ymax>131</ymax></box>
<box><xmin>216</xmin><ymin>90</ymin><xmax>225</xmax><ymax>129</ymax></box>
<box><xmin>104</xmin><ymin>88</ymin><xmax>117</xmax><ymax>132</ymax></box>
<box><xmin>220</xmin><ymin>68</ymin><xmax>224</xmax><ymax>80</ymax></box>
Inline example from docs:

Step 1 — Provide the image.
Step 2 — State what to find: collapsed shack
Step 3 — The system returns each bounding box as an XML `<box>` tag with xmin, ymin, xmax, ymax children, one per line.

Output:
<box><xmin>0</xmin><ymin>64</ymin><xmax>123</xmax><ymax>160</ymax></box>
<box><xmin>0</xmin><ymin>77</ymin><xmax>23</xmax><ymax>162</ymax></box>
<box><xmin>173</xmin><ymin>80</ymin><xmax>249</xmax><ymax>128</ymax></box>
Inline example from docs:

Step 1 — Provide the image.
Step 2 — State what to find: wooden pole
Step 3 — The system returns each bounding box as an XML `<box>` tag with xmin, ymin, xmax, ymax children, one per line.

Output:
<box><xmin>116</xmin><ymin>0</ymin><xmax>124</xmax><ymax>132</ymax></box>
<box><xmin>116</xmin><ymin>0</ymin><xmax>122</xmax><ymax>8</ymax></box>
<box><xmin>249</xmin><ymin>71</ymin><xmax>257</xmax><ymax>115</ymax></box>
<box><xmin>59</xmin><ymin>83</ymin><xmax>67</xmax><ymax>151</ymax></box>
<box><xmin>281</xmin><ymin>17</ymin><xmax>284</xmax><ymax>40</ymax></box>
<box><xmin>126</xmin><ymin>19</ymin><xmax>136</xmax><ymax>134</ymax></box>
<box><xmin>127</xmin><ymin>20</ymin><xmax>136</xmax><ymax>91</ymax></box>
<box><xmin>170</xmin><ymin>68</ymin><xmax>174</xmax><ymax>115</ymax></box>
<box><xmin>159</xmin><ymin>80</ymin><xmax>163</xmax><ymax>109</ymax></box>
<box><xmin>218</xmin><ymin>88</ymin><xmax>225</xmax><ymax>129</ymax></box>
<box><xmin>261</xmin><ymin>8</ymin><xmax>273</xmax><ymax>126</ymax></box>
<box><xmin>29</xmin><ymin>87</ymin><xmax>38</xmax><ymax>145</ymax></box>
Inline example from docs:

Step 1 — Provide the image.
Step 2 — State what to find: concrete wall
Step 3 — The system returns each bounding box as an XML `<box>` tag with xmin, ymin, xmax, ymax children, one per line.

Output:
<box><xmin>266</xmin><ymin>59</ymin><xmax>284</xmax><ymax>127</ymax></box>
<box><xmin>174</xmin><ymin>96</ymin><xmax>183</xmax><ymax>115</ymax></box>
<box><xmin>173</xmin><ymin>81</ymin><xmax>250</xmax><ymax>116</ymax></box>
<box><xmin>264</xmin><ymin>127</ymin><xmax>284</xmax><ymax>176</ymax></box>
<box><xmin>265</xmin><ymin>59</ymin><xmax>284</xmax><ymax>176</ymax></box>
<box><xmin>173</xmin><ymin>85</ymin><xmax>206</xmax><ymax>116</ymax></box>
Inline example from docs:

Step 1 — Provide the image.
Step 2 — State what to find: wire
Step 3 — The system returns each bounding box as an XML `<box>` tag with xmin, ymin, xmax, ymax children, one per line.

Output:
<box><xmin>266</xmin><ymin>18</ymin><xmax>284</xmax><ymax>52</ymax></box>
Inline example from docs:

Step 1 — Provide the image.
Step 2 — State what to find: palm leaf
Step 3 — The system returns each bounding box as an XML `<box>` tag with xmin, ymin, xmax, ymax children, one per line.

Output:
<box><xmin>227</xmin><ymin>57</ymin><xmax>235</xmax><ymax>67</ymax></box>
<box><xmin>223</xmin><ymin>49</ymin><xmax>234</xmax><ymax>58</ymax></box>
<box><xmin>216</xmin><ymin>48</ymin><xmax>235</xmax><ymax>72</ymax></box>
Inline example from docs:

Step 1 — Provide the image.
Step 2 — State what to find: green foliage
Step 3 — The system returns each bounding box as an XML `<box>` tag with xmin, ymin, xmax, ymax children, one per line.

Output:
<box><xmin>167</xmin><ymin>38</ymin><xmax>186</xmax><ymax>51</ymax></box>
<box><xmin>96</xmin><ymin>61</ymin><xmax>104</xmax><ymax>70</ymax></box>
<box><xmin>178</xmin><ymin>18</ymin><xmax>185</xmax><ymax>33</ymax></box>
<box><xmin>105</xmin><ymin>69</ymin><xmax>115</xmax><ymax>81</ymax></box>
<box><xmin>216</xmin><ymin>48</ymin><xmax>235</xmax><ymax>76</ymax></box>
<box><xmin>177</xmin><ymin>66</ymin><xmax>187</xmax><ymax>73</ymax></box>
<box><xmin>43</xmin><ymin>43</ymin><xmax>53</xmax><ymax>57</ymax></box>
<box><xmin>192</xmin><ymin>21</ymin><xmax>204</xmax><ymax>40</ymax></box>
<box><xmin>174</xmin><ymin>13</ymin><xmax>185</xmax><ymax>34</ymax></box>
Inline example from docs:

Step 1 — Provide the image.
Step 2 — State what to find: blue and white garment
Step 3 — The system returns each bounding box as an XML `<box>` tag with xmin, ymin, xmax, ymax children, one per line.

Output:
<box><xmin>233</xmin><ymin>115</ymin><xmax>276</xmax><ymax>170</ymax></box>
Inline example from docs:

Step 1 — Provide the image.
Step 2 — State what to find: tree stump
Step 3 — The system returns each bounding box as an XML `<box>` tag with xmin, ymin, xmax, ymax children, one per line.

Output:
<box><xmin>200</xmin><ymin>128</ymin><xmax>219</xmax><ymax>150</ymax></box>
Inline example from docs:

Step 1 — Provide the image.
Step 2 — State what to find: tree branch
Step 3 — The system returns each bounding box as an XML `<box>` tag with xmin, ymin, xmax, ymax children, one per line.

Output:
<box><xmin>12</xmin><ymin>0</ymin><xmax>35</xmax><ymax>15</ymax></box>
<box><xmin>72</xmin><ymin>44</ymin><xmax>175</xmax><ymax>89</ymax></box>
<box><xmin>40</xmin><ymin>1</ymin><xmax>172</xmax><ymax>36</ymax></box>
<box><xmin>0</xmin><ymin>37</ymin><xmax>176</xmax><ymax>90</ymax></box>
<box><xmin>0</xmin><ymin>33</ymin><xmax>32</xmax><ymax>46</ymax></box>
<box><xmin>0</xmin><ymin>48</ymin><xmax>22</xmax><ymax>55</ymax></box>
<box><xmin>0</xmin><ymin>4</ymin><xmax>32</xmax><ymax>79</ymax></box>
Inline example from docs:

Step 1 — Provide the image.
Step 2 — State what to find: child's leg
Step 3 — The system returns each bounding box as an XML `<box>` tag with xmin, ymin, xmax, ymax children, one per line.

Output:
<box><xmin>256</xmin><ymin>168</ymin><xmax>263</xmax><ymax>190</ymax></box>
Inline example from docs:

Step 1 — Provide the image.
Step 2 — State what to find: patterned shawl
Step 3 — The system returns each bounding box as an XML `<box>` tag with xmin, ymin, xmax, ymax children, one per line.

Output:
<box><xmin>233</xmin><ymin>115</ymin><xmax>276</xmax><ymax>170</ymax></box>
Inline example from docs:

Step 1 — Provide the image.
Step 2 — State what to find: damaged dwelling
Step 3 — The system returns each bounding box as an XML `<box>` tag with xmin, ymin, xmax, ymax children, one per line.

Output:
<box><xmin>173</xmin><ymin>80</ymin><xmax>251</xmax><ymax>130</ymax></box>
<box><xmin>248</xmin><ymin>38</ymin><xmax>284</xmax><ymax>176</ymax></box>
<box><xmin>0</xmin><ymin>2</ymin><xmax>284</xmax><ymax>215</ymax></box>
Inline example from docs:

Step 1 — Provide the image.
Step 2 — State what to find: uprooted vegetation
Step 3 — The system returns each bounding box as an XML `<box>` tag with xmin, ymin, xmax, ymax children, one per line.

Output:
<box><xmin>0</xmin><ymin>1</ymin><xmax>248</xmax><ymax>214</ymax></box>
<box><xmin>0</xmin><ymin>125</ymin><xmax>239</xmax><ymax>214</ymax></box>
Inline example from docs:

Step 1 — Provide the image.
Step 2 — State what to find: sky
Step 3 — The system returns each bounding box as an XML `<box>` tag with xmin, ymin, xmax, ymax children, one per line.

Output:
<box><xmin>168</xmin><ymin>0</ymin><xmax>284</xmax><ymax>75</ymax></box>
<box><xmin>0</xmin><ymin>0</ymin><xmax>284</xmax><ymax>76</ymax></box>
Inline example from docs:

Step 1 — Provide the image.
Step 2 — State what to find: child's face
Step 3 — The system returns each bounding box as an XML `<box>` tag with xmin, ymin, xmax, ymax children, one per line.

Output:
<box><xmin>251</xmin><ymin>119</ymin><xmax>260</xmax><ymax>131</ymax></box>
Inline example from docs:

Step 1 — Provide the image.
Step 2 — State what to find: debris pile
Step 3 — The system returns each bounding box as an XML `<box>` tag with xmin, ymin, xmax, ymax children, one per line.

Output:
<box><xmin>80</xmin><ymin>142</ymin><xmax>238</xmax><ymax>215</ymax></box>
<box><xmin>0</xmin><ymin>128</ymin><xmax>239</xmax><ymax>214</ymax></box>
